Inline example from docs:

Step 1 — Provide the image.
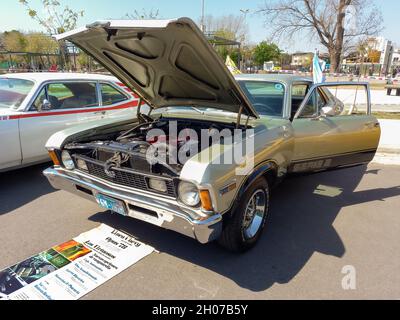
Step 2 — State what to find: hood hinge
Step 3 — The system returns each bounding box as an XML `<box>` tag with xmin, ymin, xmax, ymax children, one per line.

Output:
<box><xmin>236</xmin><ymin>105</ymin><xmax>244</xmax><ymax>129</ymax></box>
<box><xmin>136</xmin><ymin>97</ymin><xmax>155</xmax><ymax>124</ymax></box>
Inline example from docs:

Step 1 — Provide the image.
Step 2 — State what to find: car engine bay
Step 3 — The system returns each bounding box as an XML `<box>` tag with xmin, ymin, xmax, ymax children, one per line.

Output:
<box><xmin>64</xmin><ymin>117</ymin><xmax>247</xmax><ymax>178</ymax></box>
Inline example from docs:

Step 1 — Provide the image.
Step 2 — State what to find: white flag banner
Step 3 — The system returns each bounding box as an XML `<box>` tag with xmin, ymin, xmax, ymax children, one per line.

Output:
<box><xmin>0</xmin><ymin>224</ymin><xmax>154</xmax><ymax>300</ymax></box>
<box><xmin>313</xmin><ymin>51</ymin><xmax>326</xmax><ymax>84</ymax></box>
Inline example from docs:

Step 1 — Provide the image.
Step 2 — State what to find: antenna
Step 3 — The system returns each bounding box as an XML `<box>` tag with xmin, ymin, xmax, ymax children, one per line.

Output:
<box><xmin>200</xmin><ymin>0</ymin><xmax>205</xmax><ymax>32</ymax></box>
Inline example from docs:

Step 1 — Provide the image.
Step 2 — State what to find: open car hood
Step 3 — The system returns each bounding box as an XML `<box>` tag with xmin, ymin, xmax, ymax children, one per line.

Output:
<box><xmin>56</xmin><ymin>18</ymin><xmax>258</xmax><ymax>118</ymax></box>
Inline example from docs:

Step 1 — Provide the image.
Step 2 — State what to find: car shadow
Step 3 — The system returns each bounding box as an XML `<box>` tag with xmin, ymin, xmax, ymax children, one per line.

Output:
<box><xmin>89</xmin><ymin>165</ymin><xmax>400</xmax><ymax>292</ymax></box>
<box><xmin>0</xmin><ymin>163</ymin><xmax>56</xmax><ymax>216</ymax></box>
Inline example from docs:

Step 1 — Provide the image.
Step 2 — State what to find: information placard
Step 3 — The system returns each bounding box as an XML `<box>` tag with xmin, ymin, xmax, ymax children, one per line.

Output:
<box><xmin>0</xmin><ymin>224</ymin><xmax>154</xmax><ymax>300</ymax></box>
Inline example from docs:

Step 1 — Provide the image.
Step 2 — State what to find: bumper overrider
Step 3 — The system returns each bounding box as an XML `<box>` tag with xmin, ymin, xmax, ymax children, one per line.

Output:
<box><xmin>43</xmin><ymin>167</ymin><xmax>222</xmax><ymax>244</ymax></box>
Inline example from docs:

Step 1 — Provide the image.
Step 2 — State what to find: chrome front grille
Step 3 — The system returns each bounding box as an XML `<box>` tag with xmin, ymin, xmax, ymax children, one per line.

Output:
<box><xmin>80</xmin><ymin>159</ymin><xmax>176</xmax><ymax>198</ymax></box>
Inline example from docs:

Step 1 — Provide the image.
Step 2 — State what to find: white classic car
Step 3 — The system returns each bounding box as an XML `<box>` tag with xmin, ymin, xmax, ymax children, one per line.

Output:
<box><xmin>0</xmin><ymin>72</ymin><xmax>140</xmax><ymax>172</ymax></box>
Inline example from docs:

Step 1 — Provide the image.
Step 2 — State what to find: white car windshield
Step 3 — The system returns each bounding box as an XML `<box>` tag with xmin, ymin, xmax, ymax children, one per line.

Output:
<box><xmin>0</xmin><ymin>78</ymin><xmax>34</xmax><ymax>109</ymax></box>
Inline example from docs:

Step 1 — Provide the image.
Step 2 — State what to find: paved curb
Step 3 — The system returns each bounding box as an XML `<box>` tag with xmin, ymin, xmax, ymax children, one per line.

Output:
<box><xmin>377</xmin><ymin>147</ymin><xmax>400</xmax><ymax>155</ymax></box>
<box><xmin>372</xmin><ymin>152</ymin><xmax>400</xmax><ymax>165</ymax></box>
<box><xmin>372</xmin><ymin>119</ymin><xmax>400</xmax><ymax>165</ymax></box>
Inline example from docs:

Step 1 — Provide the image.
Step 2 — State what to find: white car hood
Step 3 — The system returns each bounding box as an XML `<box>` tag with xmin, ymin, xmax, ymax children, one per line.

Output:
<box><xmin>56</xmin><ymin>18</ymin><xmax>258</xmax><ymax>118</ymax></box>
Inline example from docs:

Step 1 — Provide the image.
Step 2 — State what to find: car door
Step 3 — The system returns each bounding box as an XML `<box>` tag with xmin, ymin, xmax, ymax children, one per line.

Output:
<box><xmin>19</xmin><ymin>81</ymin><xmax>99</xmax><ymax>164</ymax></box>
<box><xmin>289</xmin><ymin>82</ymin><xmax>381</xmax><ymax>173</ymax></box>
<box><xmin>0</xmin><ymin>112</ymin><xmax>22</xmax><ymax>170</ymax></box>
<box><xmin>63</xmin><ymin>81</ymin><xmax>103</xmax><ymax>123</ymax></box>
<box><xmin>0</xmin><ymin>77</ymin><xmax>35</xmax><ymax>170</ymax></box>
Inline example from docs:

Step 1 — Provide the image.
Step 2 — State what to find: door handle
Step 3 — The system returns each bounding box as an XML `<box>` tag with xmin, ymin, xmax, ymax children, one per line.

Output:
<box><xmin>94</xmin><ymin>111</ymin><xmax>106</xmax><ymax>115</ymax></box>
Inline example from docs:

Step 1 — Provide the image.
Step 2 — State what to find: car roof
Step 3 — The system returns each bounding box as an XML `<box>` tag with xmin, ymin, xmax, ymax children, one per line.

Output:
<box><xmin>0</xmin><ymin>72</ymin><xmax>118</xmax><ymax>83</ymax></box>
<box><xmin>235</xmin><ymin>73</ymin><xmax>312</xmax><ymax>85</ymax></box>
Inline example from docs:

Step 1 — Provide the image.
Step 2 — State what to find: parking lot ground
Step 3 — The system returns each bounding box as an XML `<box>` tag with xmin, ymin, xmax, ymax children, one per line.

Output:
<box><xmin>0</xmin><ymin>163</ymin><xmax>399</xmax><ymax>299</ymax></box>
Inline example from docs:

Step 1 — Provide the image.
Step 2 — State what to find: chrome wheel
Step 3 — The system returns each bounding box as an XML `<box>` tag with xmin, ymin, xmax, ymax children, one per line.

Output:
<box><xmin>242</xmin><ymin>189</ymin><xmax>267</xmax><ymax>240</ymax></box>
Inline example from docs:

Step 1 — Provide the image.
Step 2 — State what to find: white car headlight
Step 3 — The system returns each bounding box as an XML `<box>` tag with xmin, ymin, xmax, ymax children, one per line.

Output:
<box><xmin>178</xmin><ymin>181</ymin><xmax>200</xmax><ymax>207</ymax></box>
<box><xmin>61</xmin><ymin>150</ymin><xmax>75</xmax><ymax>170</ymax></box>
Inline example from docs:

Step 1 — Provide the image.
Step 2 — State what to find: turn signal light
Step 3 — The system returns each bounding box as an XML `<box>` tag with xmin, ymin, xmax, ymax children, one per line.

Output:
<box><xmin>200</xmin><ymin>190</ymin><xmax>213</xmax><ymax>212</ymax></box>
<box><xmin>48</xmin><ymin>150</ymin><xmax>60</xmax><ymax>166</ymax></box>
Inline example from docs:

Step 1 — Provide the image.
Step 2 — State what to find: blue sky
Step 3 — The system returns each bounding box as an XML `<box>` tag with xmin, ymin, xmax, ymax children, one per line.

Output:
<box><xmin>0</xmin><ymin>0</ymin><xmax>399</xmax><ymax>52</ymax></box>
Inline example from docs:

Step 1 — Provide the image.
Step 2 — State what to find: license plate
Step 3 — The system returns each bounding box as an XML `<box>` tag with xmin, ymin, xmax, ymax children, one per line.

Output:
<box><xmin>95</xmin><ymin>194</ymin><xmax>127</xmax><ymax>216</ymax></box>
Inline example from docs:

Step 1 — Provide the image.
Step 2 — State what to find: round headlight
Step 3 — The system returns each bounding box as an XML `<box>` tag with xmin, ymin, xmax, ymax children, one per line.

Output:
<box><xmin>178</xmin><ymin>181</ymin><xmax>200</xmax><ymax>207</ymax></box>
<box><xmin>61</xmin><ymin>150</ymin><xmax>75</xmax><ymax>170</ymax></box>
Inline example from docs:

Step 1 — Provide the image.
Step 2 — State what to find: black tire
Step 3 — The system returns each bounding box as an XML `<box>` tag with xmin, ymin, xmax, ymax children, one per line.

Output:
<box><xmin>218</xmin><ymin>177</ymin><xmax>270</xmax><ymax>253</ymax></box>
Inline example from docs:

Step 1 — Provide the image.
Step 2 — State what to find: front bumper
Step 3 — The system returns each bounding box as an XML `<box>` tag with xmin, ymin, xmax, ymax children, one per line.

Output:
<box><xmin>43</xmin><ymin>167</ymin><xmax>222</xmax><ymax>244</ymax></box>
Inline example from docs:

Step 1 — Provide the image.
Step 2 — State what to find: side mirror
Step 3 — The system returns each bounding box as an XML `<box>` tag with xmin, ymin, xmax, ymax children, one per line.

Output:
<box><xmin>320</xmin><ymin>106</ymin><xmax>335</xmax><ymax>117</ymax></box>
<box><xmin>38</xmin><ymin>99</ymin><xmax>51</xmax><ymax>112</ymax></box>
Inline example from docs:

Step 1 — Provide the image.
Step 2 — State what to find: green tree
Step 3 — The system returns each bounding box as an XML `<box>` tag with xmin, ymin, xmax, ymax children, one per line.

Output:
<box><xmin>253</xmin><ymin>42</ymin><xmax>281</xmax><ymax>67</ymax></box>
<box><xmin>212</xmin><ymin>29</ymin><xmax>238</xmax><ymax>62</ymax></box>
<box><xmin>19</xmin><ymin>0</ymin><xmax>84</xmax><ymax>35</ymax></box>
<box><xmin>0</xmin><ymin>33</ymin><xmax>4</xmax><ymax>49</ymax></box>
<box><xmin>280</xmin><ymin>52</ymin><xmax>292</xmax><ymax>68</ymax></box>
<box><xmin>3</xmin><ymin>30</ymin><xmax>28</xmax><ymax>52</ymax></box>
<box><xmin>19</xmin><ymin>0</ymin><xmax>84</xmax><ymax>68</ymax></box>
<box><xmin>25</xmin><ymin>33</ymin><xmax>58</xmax><ymax>53</ymax></box>
<box><xmin>2</xmin><ymin>30</ymin><xmax>28</xmax><ymax>65</ymax></box>
<box><xmin>203</xmin><ymin>14</ymin><xmax>250</xmax><ymax>68</ymax></box>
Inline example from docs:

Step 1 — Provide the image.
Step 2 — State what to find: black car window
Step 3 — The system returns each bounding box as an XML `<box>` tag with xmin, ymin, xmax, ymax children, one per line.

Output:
<box><xmin>32</xmin><ymin>82</ymin><xmax>98</xmax><ymax>111</ymax></box>
<box><xmin>0</xmin><ymin>78</ymin><xmax>34</xmax><ymax>109</ymax></box>
<box><xmin>291</xmin><ymin>84</ymin><xmax>310</xmax><ymax>118</ymax></box>
<box><xmin>32</xmin><ymin>86</ymin><xmax>47</xmax><ymax>110</ymax></box>
<box><xmin>53</xmin><ymin>83</ymin><xmax>98</xmax><ymax>109</ymax></box>
<box><xmin>238</xmin><ymin>81</ymin><xmax>285</xmax><ymax>117</ymax></box>
<box><xmin>100</xmin><ymin>83</ymin><xmax>128</xmax><ymax>106</ymax></box>
<box><xmin>298</xmin><ymin>88</ymin><xmax>326</xmax><ymax>118</ymax></box>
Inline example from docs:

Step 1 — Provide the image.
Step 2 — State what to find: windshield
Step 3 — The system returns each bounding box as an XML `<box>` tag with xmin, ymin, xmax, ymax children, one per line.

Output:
<box><xmin>238</xmin><ymin>81</ymin><xmax>285</xmax><ymax>117</ymax></box>
<box><xmin>0</xmin><ymin>78</ymin><xmax>34</xmax><ymax>109</ymax></box>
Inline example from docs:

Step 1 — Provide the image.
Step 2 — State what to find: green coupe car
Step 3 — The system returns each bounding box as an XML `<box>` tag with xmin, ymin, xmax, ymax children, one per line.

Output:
<box><xmin>44</xmin><ymin>18</ymin><xmax>380</xmax><ymax>252</ymax></box>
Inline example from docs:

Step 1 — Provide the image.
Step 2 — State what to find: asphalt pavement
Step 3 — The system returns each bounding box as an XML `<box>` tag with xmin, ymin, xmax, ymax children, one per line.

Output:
<box><xmin>0</xmin><ymin>162</ymin><xmax>399</xmax><ymax>299</ymax></box>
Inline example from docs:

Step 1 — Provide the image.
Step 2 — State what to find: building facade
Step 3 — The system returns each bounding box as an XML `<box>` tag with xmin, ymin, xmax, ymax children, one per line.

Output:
<box><xmin>291</xmin><ymin>52</ymin><xmax>313</xmax><ymax>69</ymax></box>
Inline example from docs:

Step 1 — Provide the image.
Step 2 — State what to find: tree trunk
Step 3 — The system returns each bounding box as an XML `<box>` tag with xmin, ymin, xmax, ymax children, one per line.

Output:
<box><xmin>58</xmin><ymin>40</ymin><xmax>70</xmax><ymax>71</ymax></box>
<box><xmin>329</xmin><ymin>49</ymin><xmax>342</xmax><ymax>73</ymax></box>
<box><xmin>330</xmin><ymin>0</ymin><xmax>348</xmax><ymax>73</ymax></box>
